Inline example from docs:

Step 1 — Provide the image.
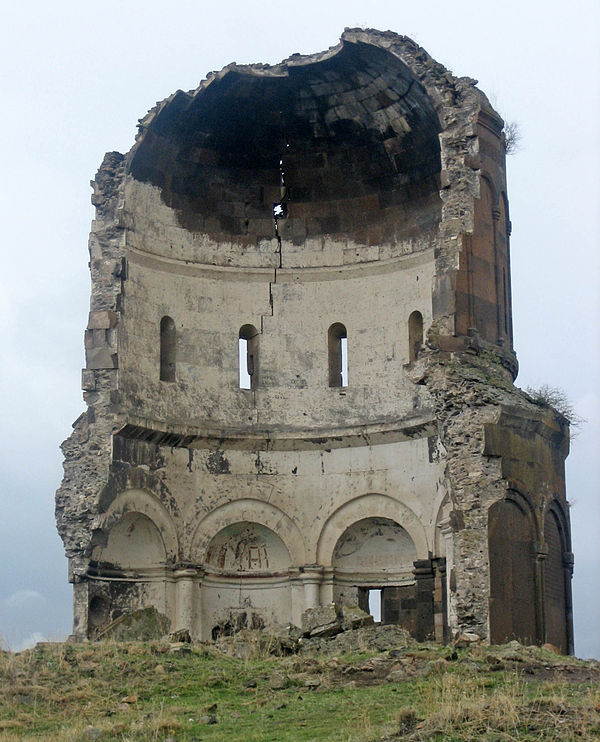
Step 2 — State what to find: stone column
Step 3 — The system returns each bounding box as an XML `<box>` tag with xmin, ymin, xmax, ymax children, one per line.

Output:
<box><xmin>289</xmin><ymin>569</ymin><xmax>304</xmax><ymax>627</ymax></box>
<box><xmin>438</xmin><ymin>517</ymin><xmax>456</xmax><ymax>634</ymax></box>
<box><xmin>70</xmin><ymin>579</ymin><xmax>89</xmax><ymax>642</ymax></box>
<box><xmin>432</xmin><ymin>558</ymin><xmax>448</xmax><ymax>643</ymax></box>
<box><xmin>413</xmin><ymin>559</ymin><xmax>435</xmax><ymax>642</ymax></box>
<box><xmin>68</xmin><ymin>556</ymin><xmax>90</xmax><ymax>641</ymax></box>
<box><xmin>174</xmin><ymin>567</ymin><xmax>201</xmax><ymax>636</ymax></box>
<box><xmin>300</xmin><ymin>565</ymin><xmax>324</xmax><ymax>610</ymax></box>
<box><xmin>320</xmin><ymin>567</ymin><xmax>334</xmax><ymax>605</ymax></box>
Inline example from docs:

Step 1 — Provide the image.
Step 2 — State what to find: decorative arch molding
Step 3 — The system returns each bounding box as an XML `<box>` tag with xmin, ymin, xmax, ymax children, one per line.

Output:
<box><xmin>500</xmin><ymin>190</ymin><xmax>511</xmax><ymax>224</ymax></box>
<box><xmin>432</xmin><ymin>487</ymin><xmax>454</xmax><ymax>525</ymax></box>
<box><xmin>94</xmin><ymin>488</ymin><xmax>179</xmax><ymax>561</ymax></box>
<box><xmin>543</xmin><ymin>497</ymin><xmax>571</xmax><ymax>548</ymax></box>
<box><xmin>433</xmin><ymin>490</ymin><xmax>453</xmax><ymax>557</ymax></box>
<box><xmin>541</xmin><ymin>495</ymin><xmax>573</xmax><ymax>653</ymax></box>
<box><xmin>316</xmin><ymin>493</ymin><xmax>428</xmax><ymax>565</ymax></box>
<box><xmin>190</xmin><ymin>499</ymin><xmax>306</xmax><ymax>566</ymax></box>
<box><xmin>498</xmin><ymin>487</ymin><xmax>542</xmax><ymax>543</ymax></box>
<box><xmin>479</xmin><ymin>171</ymin><xmax>500</xmax><ymax>208</ymax></box>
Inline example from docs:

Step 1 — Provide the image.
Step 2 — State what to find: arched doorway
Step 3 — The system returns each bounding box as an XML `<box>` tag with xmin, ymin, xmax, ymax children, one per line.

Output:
<box><xmin>202</xmin><ymin>522</ymin><xmax>292</xmax><ymax>639</ymax></box>
<box><xmin>332</xmin><ymin>517</ymin><xmax>417</xmax><ymax>632</ymax></box>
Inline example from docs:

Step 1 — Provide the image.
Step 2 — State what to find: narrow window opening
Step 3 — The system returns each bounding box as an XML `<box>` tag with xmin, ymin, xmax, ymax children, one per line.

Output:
<box><xmin>239</xmin><ymin>325</ymin><xmax>259</xmax><ymax>390</ymax></box>
<box><xmin>159</xmin><ymin>316</ymin><xmax>176</xmax><ymax>382</ymax></box>
<box><xmin>368</xmin><ymin>588</ymin><xmax>382</xmax><ymax>622</ymax></box>
<box><xmin>408</xmin><ymin>311</ymin><xmax>423</xmax><ymax>363</ymax></box>
<box><xmin>340</xmin><ymin>336</ymin><xmax>348</xmax><ymax>388</ymax></box>
<box><xmin>328</xmin><ymin>323</ymin><xmax>348</xmax><ymax>388</ymax></box>
<box><xmin>238</xmin><ymin>338</ymin><xmax>251</xmax><ymax>389</ymax></box>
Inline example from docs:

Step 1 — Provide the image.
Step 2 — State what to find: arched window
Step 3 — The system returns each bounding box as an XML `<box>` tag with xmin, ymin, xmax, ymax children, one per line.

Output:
<box><xmin>159</xmin><ymin>316</ymin><xmax>176</xmax><ymax>382</ymax></box>
<box><xmin>239</xmin><ymin>325</ymin><xmax>259</xmax><ymax>390</ymax></box>
<box><xmin>408</xmin><ymin>311</ymin><xmax>423</xmax><ymax>362</ymax></box>
<box><xmin>328</xmin><ymin>323</ymin><xmax>348</xmax><ymax>388</ymax></box>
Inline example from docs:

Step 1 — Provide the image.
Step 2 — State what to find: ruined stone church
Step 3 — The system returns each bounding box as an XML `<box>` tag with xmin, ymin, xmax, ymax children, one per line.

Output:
<box><xmin>56</xmin><ymin>29</ymin><xmax>574</xmax><ymax>651</ymax></box>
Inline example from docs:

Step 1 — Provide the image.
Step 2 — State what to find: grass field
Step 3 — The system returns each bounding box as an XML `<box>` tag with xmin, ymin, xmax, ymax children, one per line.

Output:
<box><xmin>0</xmin><ymin>635</ymin><xmax>598</xmax><ymax>741</ymax></box>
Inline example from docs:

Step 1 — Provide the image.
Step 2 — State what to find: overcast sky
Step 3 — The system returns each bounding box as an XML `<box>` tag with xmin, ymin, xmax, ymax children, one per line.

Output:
<box><xmin>1</xmin><ymin>1</ymin><xmax>598</xmax><ymax>658</ymax></box>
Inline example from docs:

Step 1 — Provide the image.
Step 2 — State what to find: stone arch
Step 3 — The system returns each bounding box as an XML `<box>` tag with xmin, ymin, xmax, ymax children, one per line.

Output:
<box><xmin>93</xmin><ymin>512</ymin><xmax>166</xmax><ymax>569</ymax></box>
<box><xmin>543</xmin><ymin>498</ymin><xmax>571</xmax><ymax>653</ymax></box>
<box><xmin>191</xmin><ymin>499</ymin><xmax>305</xmax><ymax>566</ymax></box>
<box><xmin>506</xmin><ymin>488</ymin><xmax>542</xmax><ymax>541</ymax></box>
<box><xmin>408</xmin><ymin>310</ymin><xmax>423</xmax><ymax>363</ymax></box>
<box><xmin>479</xmin><ymin>171</ymin><xmax>499</xmax><ymax>206</ymax></box>
<box><xmin>205</xmin><ymin>522</ymin><xmax>292</xmax><ymax>575</ymax></box>
<box><xmin>201</xmin><ymin>519</ymin><xmax>295</xmax><ymax>639</ymax></box>
<box><xmin>332</xmin><ymin>517</ymin><xmax>417</xmax><ymax>578</ymax></box>
<box><xmin>543</xmin><ymin>497</ymin><xmax>570</xmax><ymax>546</ymax></box>
<box><xmin>316</xmin><ymin>493</ymin><xmax>428</xmax><ymax>565</ymax></box>
<box><xmin>433</xmin><ymin>492</ymin><xmax>452</xmax><ymax>558</ymax></box>
<box><xmin>326</xmin><ymin>507</ymin><xmax>427</xmax><ymax>638</ymax></box>
<box><xmin>94</xmin><ymin>488</ymin><xmax>179</xmax><ymax>562</ymax></box>
<box><xmin>488</xmin><ymin>490</ymin><xmax>539</xmax><ymax>645</ymax></box>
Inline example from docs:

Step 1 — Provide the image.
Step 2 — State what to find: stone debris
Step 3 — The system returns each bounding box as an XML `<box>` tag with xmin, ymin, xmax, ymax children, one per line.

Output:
<box><xmin>339</xmin><ymin>604</ymin><xmax>375</xmax><ymax>631</ymax></box>
<box><xmin>169</xmin><ymin>629</ymin><xmax>191</xmax><ymax>643</ymax></box>
<box><xmin>301</xmin><ymin>604</ymin><xmax>343</xmax><ymax>638</ymax></box>
<box><xmin>300</xmin><ymin>624</ymin><xmax>414</xmax><ymax>656</ymax></box>
<box><xmin>199</xmin><ymin>715</ymin><xmax>218</xmax><ymax>725</ymax></box>
<box><xmin>268</xmin><ymin>672</ymin><xmax>289</xmax><ymax>690</ymax></box>
<box><xmin>168</xmin><ymin>643</ymin><xmax>191</xmax><ymax>655</ymax></box>
<box><xmin>302</xmin><ymin>676</ymin><xmax>322</xmax><ymax>688</ymax></box>
<box><xmin>93</xmin><ymin>607</ymin><xmax>170</xmax><ymax>642</ymax></box>
<box><xmin>454</xmin><ymin>631</ymin><xmax>483</xmax><ymax>648</ymax></box>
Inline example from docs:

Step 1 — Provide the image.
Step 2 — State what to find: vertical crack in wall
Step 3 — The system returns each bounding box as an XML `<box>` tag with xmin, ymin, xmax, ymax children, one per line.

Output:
<box><xmin>272</xmin><ymin>139</ymin><xmax>290</xmax><ymax>269</ymax></box>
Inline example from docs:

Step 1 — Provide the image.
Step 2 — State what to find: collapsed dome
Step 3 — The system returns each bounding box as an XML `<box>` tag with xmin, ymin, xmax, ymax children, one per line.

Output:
<box><xmin>129</xmin><ymin>39</ymin><xmax>442</xmax><ymax>245</ymax></box>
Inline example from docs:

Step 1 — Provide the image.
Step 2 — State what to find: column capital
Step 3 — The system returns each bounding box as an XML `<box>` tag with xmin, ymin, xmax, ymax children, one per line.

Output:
<box><xmin>298</xmin><ymin>564</ymin><xmax>324</xmax><ymax>582</ymax></box>
<box><xmin>437</xmin><ymin>517</ymin><xmax>453</xmax><ymax>536</ymax></box>
<box><xmin>173</xmin><ymin>565</ymin><xmax>203</xmax><ymax>579</ymax></box>
<box><xmin>534</xmin><ymin>541</ymin><xmax>548</xmax><ymax>559</ymax></box>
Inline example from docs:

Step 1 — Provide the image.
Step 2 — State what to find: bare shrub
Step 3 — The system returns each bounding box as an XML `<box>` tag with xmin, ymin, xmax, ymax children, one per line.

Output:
<box><xmin>504</xmin><ymin>121</ymin><xmax>522</xmax><ymax>154</ymax></box>
<box><xmin>526</xmin><ymin>384</ymin><xmax>583</xmax><ymax>433</ymax></box>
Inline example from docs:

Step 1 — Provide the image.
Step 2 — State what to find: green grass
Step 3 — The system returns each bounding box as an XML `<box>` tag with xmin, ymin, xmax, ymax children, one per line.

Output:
<box><xmin>0</xmin><ymin>639</ymin><xmax>598</xmax><ymax>741</ymax></box>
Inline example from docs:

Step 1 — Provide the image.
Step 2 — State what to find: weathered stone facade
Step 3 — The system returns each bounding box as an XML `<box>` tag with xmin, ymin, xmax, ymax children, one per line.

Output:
<box><xmin>56</xmin><ymin>29</ymin><xmax>574</xmax><ymax>651</ymax></box>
